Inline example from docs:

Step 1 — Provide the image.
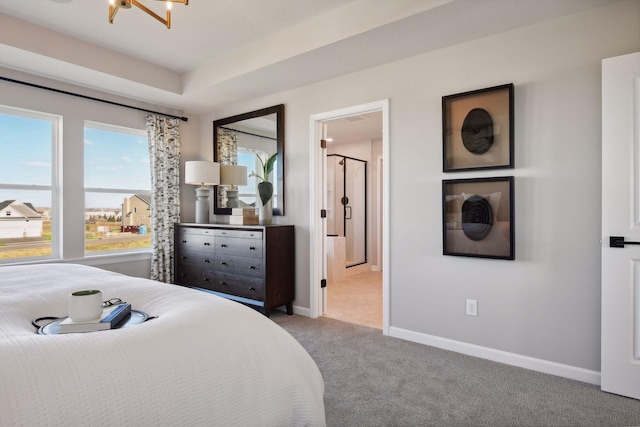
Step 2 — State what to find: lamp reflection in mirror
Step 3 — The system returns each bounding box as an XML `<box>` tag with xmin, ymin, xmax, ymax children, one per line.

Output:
<box><xmin>220</xmin><ymin>165</ymin><xmax>248</xmax><ymax>209</ymax></box>
<box><xmin>185</xmin><ymin>161</ymin><xmax>220</xmax><ymax>224</ymax></box>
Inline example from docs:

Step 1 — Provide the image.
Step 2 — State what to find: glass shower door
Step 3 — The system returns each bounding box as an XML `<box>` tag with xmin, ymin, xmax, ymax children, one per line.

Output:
<box><xmin>327</xmin><ymin>154</ymin><xmax>366</xmax><ymax>268</ymax></box>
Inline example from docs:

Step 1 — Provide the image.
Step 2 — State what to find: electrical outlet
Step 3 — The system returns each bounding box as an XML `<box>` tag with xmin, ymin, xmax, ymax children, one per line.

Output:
<box><xmin>466</xmin><ymin>299</ymin><xmax>477</xmax><ymax>316</ymax></box>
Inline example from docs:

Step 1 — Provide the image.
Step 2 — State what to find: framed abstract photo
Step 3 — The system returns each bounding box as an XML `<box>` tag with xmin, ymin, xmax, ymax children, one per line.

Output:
<box><xmin>442</xmin><ymin>176</ymin><xmax>514</xmax><ymax>260</ymax></box>
<box><xmin>442</xmin><ymin>83</ymin><xmax>514</xmax><ymax>172</ymax></box>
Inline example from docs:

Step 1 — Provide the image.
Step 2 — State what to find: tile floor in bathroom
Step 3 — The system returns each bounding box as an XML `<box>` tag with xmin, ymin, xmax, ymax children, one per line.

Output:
<box><xmin>324</xmin><ymin>270</ymin><xmax>382</xmax><ymax>329</ymax></box>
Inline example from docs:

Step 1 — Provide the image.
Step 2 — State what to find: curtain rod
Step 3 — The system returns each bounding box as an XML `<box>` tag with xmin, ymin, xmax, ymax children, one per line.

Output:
<box><xmin>0</xmin><ymin>76</ymin><xmax>188</xmax><ymax>122</ymax></box>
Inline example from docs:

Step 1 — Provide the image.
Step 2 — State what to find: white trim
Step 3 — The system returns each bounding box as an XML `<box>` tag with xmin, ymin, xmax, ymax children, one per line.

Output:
<box><xmin>292</xmin><ymin>304</ymin><xmax>311</xmax><ymax>317</ymax></box>
<box><xmin>309</xmin><ymin>99</ymin><xmax>390</xmax><ymax>335</ymax></box>
<box><xmin>389</xmin><ymin>326</ymin><xmax>601</xmax><ymax>385</ymax></box>
<box><xmin>309</xmin><ymin>118</ymin><xmax>323</xmax><ymax>319</ymax></box>
<box><xmin>375</xmin><ymin>154</ymin><xmax>383</xmax><ymax>272</ymax></box>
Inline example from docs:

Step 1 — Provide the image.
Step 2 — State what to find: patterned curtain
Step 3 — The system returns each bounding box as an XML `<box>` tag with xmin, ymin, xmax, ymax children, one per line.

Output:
<box><xmin>216</xmin><ymin>128</ymin><xmax>239</xmax><ymax>206</ymax></box>
<box><xmin>146</xmin><ymin>115</ymin><xmax>181</xmax><ymax>283</ymax></box>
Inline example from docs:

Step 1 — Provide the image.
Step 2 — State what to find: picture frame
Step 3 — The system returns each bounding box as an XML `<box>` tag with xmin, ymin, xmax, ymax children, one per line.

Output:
<box><xmin>442</xmin><ymin>176</ymin><xmax>514</xmax><ymax>260</ymax></box>
<box><xmin>442</xmin><ymin>83</ymin><xmax>514</xmax><ymax>172</ymax></box>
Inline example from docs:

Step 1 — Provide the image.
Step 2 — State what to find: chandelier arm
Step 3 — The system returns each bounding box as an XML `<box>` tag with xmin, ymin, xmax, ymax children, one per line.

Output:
<box><xmin>131</xmin><ymin>0</ymin><xmax>170</xmax><ymax>28</ymax></box>
<box><xmin>108</xmin><ymin>4</ymin><xmax>120</xmax><ymax>24</ymax></box>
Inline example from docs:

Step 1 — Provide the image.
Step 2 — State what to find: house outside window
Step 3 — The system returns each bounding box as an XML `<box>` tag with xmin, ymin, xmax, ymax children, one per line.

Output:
<box><xmin>84</xmin><ymin>121</ymin><xmax>151</xmax><ymax>253</ymax></box>
<box><xmin>0</xmin><ymin>106</ymin><xmax>59</xmax><ymax>262</ymax></box>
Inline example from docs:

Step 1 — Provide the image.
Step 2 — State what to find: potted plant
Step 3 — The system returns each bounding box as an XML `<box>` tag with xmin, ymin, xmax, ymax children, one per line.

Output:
<box><xmin>251</xmin><ymin>152</ymin><xmax>277</xmax><ymax>224</ymax></box>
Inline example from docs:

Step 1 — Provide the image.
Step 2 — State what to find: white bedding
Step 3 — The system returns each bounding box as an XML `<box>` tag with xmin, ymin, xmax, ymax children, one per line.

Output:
<box><xmin>0</xmin><ymin>264</ymin><xmax>325</xmax><ymax>427</ymax></box>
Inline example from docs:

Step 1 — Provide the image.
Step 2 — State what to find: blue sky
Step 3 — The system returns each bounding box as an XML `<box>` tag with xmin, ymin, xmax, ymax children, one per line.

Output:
<box><xmin>0</xmin><ymin>113</ymin><xmax>149</xmax><ymax>209</ymax></box>
<box><xmin>0</xmin><ymin>114</ymin><xmax>51</xmax><ymax>187</ymax></box>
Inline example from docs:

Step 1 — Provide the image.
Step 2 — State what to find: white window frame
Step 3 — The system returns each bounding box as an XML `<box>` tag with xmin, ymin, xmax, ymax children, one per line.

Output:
<box><xmin>84</xmin><ymin>121</ymin><xmax>150</xmax><ymax>256</ymax></box>
<box><xmin>0</xmin><ymin>105</ymin><xmax>61</xmax><ymax>263</ymax></box>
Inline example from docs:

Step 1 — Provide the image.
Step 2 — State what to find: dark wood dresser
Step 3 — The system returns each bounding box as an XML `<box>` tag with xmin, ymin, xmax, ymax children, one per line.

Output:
<box><xmin>173</xmin><ymin>223</ymin><xmax>294</xmax><ymax>316</ymax></box>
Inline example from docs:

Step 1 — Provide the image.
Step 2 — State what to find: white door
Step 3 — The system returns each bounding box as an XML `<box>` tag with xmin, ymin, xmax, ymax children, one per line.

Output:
<box><xmin>601</xmin><ymin>51</ymin><xmax>640</xmax><ymax>400</ymax></box>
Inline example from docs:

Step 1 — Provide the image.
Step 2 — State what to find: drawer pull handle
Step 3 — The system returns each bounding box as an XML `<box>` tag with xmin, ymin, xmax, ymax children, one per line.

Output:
<box><xmin>249</xmin><ymin>246</ymin><xmax>256</xmax><ymax>250</ymax></box>
<box><xmin>203</xmin><ymin>278</ymin><xmax>209</xmax><ymax>282</ymax></box>
<box><xmin>204</xmin><ymin>242</ymin><xmax>211</xmax><ymax>246</ymax></box>
<box><xmin>220</xmin><ymin>244</ymin><xmax>227</xmax><ymax>248</ymax></box>
<box><xmin>248</xmin><ymin>287</ymin><xmax>256</xmax><ymax>291</ymax></box>
<box><xmin>249</xmin><ymin>266</ymin><xmax>256</xmax><ymax>270</ymax></box>
<box><xmin>180</xmin><ymin>256</ymin><xmax>186</xmax><ymax>259</ymax></box>
<box><xmin>221</xmin><ymin>262</ymin><xmax>227</xmax><ymax>266</ymax></box>
<box><xmin>204</xmin><ymin>259</ymin><xmax>210</xmax><ymax>263</ymax></box>
<box><xmin>182</xmin><ymin>240</ymin><xmax>187</xmax><ymax>243</ymax></box>
<box><xmin>221</xmin><ymin>281</ymin><xmax>227</xmax><ymax>286</ymax></box>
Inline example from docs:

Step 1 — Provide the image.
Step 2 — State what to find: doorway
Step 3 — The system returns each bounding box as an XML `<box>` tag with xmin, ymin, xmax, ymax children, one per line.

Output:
<box><xmin>309</xmin><ymin>99</ymin><xmax>390</xmax><ymax>335</ymax></box>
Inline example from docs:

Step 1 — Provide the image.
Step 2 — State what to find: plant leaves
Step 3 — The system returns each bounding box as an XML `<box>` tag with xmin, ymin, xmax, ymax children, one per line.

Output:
<box><xmin>265</xmin><ymin>152</ymin><xmax>278</xmax><ymax>177</ymax></box>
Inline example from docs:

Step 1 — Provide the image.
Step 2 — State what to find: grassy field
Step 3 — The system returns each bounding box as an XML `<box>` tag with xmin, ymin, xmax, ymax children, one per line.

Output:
<box><xmin>0</xmin><ymin>220</ymin><xmax>151</xmax><ymax>260</ymax></box>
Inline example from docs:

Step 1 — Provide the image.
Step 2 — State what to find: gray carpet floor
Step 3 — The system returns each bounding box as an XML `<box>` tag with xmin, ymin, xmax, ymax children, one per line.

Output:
<box><xmin>271</xmin><ymin>313</ymin><xmax>640</xmax><ymax>427</ymax></box>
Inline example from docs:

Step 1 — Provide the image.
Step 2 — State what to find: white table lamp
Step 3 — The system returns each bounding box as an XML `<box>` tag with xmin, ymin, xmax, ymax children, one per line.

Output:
<box><xmin>185</xmin><ymin>161</ymin><xmax>220</xmax><ymax>223</ymax></box>
<box><xmin>220</xmin><ymin>165</ymin><xmax>248</xmax><ymax>208</ymax></box>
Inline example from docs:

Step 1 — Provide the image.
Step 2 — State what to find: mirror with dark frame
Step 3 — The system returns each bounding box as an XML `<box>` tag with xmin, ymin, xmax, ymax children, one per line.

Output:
<box><xmin>213</xmin><ymin>104</ymin><xmax>284</xmax><ymax>216</ymax></box>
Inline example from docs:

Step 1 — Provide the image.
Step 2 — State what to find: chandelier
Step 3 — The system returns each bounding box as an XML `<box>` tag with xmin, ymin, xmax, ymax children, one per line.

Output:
<box><xmin>108</xmin><ymin>0</ymin><xmax>188</xmax><ymax>29</ymax></box>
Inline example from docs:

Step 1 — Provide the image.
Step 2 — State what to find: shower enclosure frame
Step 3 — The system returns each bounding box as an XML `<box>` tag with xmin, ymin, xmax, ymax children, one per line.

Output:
<box><xmin>327</xmin><ymin>153</ymin><xmax>367</xmax><ymax>268</ymax></box>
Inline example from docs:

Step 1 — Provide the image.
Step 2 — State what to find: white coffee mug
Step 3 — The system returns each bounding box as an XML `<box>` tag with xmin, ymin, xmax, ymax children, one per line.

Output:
<box><xmin>68</xmin><ymin>290</ymin><xmax>103</xmax><ymax>322</ymax></box>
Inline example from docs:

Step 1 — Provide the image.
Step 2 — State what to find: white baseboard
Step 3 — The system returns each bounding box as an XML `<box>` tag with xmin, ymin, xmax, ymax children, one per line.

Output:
<box><xmin>292</xmin><ymin>304</ymin><xmax>311</xmax><ymax>317</ymax></box>
<box><xmin>389</xmin><ymin>326</ymin><xmax>601</xmax><ymax>386</ymax></box>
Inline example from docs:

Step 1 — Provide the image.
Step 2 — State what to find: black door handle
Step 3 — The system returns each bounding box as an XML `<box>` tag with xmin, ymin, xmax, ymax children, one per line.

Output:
<box><xmin>610</xmin><ymin>236</ymin><xmax>640</xmax><ymax>248</ymax></box>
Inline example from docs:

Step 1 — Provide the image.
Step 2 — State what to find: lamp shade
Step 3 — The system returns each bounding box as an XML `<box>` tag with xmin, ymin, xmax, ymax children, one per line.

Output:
<box><xmin>185</xmin><ymin>161</ymin><xmax>220</xmax><ymax>185</ymax></box>
<box><xmin>220</xmin><ymin>165</ymin><xmax>248</xmax><ymax>186</ymax></box>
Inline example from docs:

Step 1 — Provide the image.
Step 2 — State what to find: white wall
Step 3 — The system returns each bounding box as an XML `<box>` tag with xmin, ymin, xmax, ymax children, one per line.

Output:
<box><xmin>197</xmin><ymin>1</ymin><xmax>640</xmax><ymax>372</ymax></box>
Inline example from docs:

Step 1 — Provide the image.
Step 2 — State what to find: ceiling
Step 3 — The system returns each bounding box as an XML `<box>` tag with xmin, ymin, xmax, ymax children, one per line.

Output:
<box><xmin>326</xmin><ymin>112</ymin><xmax>383</xmax><ymax>145</ymax></box>
<box><xmin>0</xmin><ymin>0</ymin><xmax>618</xmax><ymax>115</ymax></box>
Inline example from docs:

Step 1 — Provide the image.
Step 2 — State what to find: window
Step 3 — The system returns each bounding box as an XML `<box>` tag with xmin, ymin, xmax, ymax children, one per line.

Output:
<box><xmin>236</xmin><ymin>148</ymin><xmax>279</xmax><ymax>209</ymax></box>
<box><xmin>0</xmin><ymin>106</ymin><xmax>59</xmax><ymax>262</ymax></box>
<box><xmin>84</xmin><ymin>122</ymin><xmax>151</xmax><ymax>254</ymax></box>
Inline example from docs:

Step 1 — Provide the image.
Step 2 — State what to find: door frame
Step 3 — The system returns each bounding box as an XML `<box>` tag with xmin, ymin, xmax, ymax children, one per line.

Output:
<box><xmin>308</xmin><ymin>99</ymin><xmax>390</xmax><ymax>335</ymax></box>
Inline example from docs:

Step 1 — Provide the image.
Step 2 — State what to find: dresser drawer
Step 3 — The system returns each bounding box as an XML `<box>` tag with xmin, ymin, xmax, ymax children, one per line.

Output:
<box><xmin>176</xmin><ymin>232</ymin><xmax>215</xmax><ymax>252</ymax></box>
<box><xmin>176</xmin><ymin>248</ymin><xmax>215</xmax><ymax>268</ymax></box>
<box><xmin>174</xmin><ymin>266</ymin><xmax>216</xmax><ymax>290</ymax></box>
<box><xmin>178</xmin><ymin>226</ymin><xmax>215</xmax><ymax>236</ymax></box>
<box><xmin>216</xmin><ymin>255</ymin><xmax>263</xmax><ymax>278</ymax></box>
<box><xmin>215</xmin><ymin>236</ymin><xmax>262</xmax><ymax>258</ymax></box>
<box><xmin>213</xmin><ymin>229</ymin><xmax>262</xmax><ymax>240</ymax></box>
<box><xmin>214</xmin><ymin>273</ymin><xmax>265</xmax><ymax>300</ymax></box>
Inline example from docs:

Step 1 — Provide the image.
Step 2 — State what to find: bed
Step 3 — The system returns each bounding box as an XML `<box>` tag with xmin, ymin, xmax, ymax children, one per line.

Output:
<box><xmin>0</xmin><ymin>263</ymin><xmax>325</xmax><ymax>427</ymax></box>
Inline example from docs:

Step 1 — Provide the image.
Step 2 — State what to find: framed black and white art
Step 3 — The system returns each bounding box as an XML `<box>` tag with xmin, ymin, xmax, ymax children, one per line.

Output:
<box><xmin>442</xmin><ymin>83</ymin><xmax>514</xmax><ymax>172</ymax></box>
<box><xmin>442</xmin><ymin>176</ymin><xmax>514</xmax><ymax>260</ymax></box>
